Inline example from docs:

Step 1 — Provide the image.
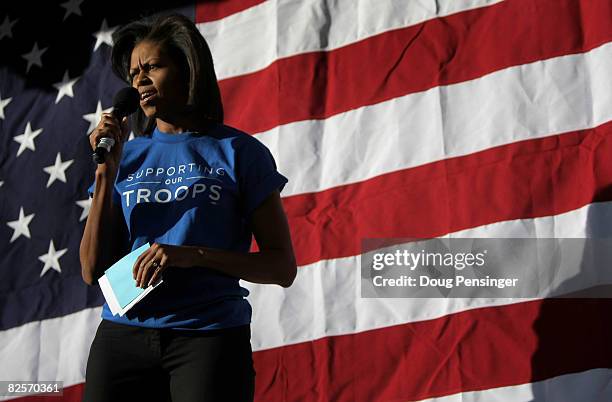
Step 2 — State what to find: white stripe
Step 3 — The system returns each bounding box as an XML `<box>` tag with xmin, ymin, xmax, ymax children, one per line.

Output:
<box><xmin>2</xmin><ymin>202</ymin><xmax>609</xmax><ymax>386</ymax></box>
<box><xmin>244</xmin><ymin>201</ymin><xmax>612</xmax><ymax>351</ymax></box>
<box><xmin>254</xmin><ymin>41</ymin><xmax>612</xmax><ymax>197</ymax></box>
<box><xmin>414</xmin><ymin>368</ymin><xmax>612</xmax><ymax>402</ymax></box>
<box><xmin>200</xmin><ymin>0</ymin><xmax>505</xmax><ymax>80</ymax></box>
<box><xmin>0</xmin><ymin>307</ymin><xmax>101</xmax><ymax>400</ymax></box>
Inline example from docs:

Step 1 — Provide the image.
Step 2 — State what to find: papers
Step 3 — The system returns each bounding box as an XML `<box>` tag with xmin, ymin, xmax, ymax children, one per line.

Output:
<box><xmin>97</xmin><ymin>242</ymin><xmax>164</xmax><ymax>316</ymax></box>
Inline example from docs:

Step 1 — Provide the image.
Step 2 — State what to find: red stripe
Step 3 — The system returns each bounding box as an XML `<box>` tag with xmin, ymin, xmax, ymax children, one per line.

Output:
<box><xmin>11</xmin><ymin>383</ymin><xmax>83</xmax><ymax>401</ymax></box>
<box><xmin>195</xmin><ymin>0</ymin><xmax>266</xmax><ymax>23</ymax></box>
<box><xmin>219</xmin><ymin>0</ymin><xmax>612</xmax><ymax>134</ymax></box>
<box><xmin>281</xmin><ymin>121</ymin><xmax>612</xmax><ymax>266</ymax></box>
<box><xmin>252</xmin><ymin>298</ymin><xmax>612</xmax><ymax>401</ymax></box>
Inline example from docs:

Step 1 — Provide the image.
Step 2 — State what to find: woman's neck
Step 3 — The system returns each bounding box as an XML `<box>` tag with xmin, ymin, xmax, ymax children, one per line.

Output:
<box><xmin>155</xmin><ymin>115</ymin><xmax>210</xmax><ymax>134</ymax></box>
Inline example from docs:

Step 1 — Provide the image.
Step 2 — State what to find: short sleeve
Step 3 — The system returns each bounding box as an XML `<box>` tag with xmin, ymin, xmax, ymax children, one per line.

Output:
<box><xmin>238</xmin><ymin>137</ymin><xmax>288</xmax><ymax>219</ymax></box>
<box><xmin>87</xmin><ymin>180</ymin><xmax>121</xmax><ymax>205</ymax></box>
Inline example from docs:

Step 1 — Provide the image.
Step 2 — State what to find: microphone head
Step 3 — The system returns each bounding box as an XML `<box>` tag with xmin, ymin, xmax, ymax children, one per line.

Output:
<box><xmin>112</xmin><ymin>87</ymin><xmax>140</xmax><ymax>118</ymax></box>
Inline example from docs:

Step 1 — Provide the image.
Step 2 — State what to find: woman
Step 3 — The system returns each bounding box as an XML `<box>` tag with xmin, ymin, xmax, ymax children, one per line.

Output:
<box><xmin>79</xmin><ymin>13</ymin><xmax>296</xmax><ymax>402</ymax></box>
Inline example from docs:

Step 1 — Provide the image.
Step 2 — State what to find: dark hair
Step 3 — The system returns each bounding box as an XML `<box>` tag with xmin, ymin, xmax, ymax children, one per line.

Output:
<box><xmin>111</xmin><ymin>13</ymin><xmax>224</xmax><ymax>136</ymax></box>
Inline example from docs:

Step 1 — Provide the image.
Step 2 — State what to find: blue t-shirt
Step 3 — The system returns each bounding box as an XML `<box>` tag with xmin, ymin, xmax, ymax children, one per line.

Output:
<box><xmin>87</xmin><ymin>123</ymin><xmax>288</xmax><ymax>330</ymax></box>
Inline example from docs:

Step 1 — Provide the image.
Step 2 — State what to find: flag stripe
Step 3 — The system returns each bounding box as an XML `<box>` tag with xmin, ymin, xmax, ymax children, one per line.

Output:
<box><xmin>215</xmin><ymin>0</ymin><xmax>612</xmax><ymax>134</ymax></box>
<box><xmin>195</xmin><ymin>0</ymin><xmax>267</xmax><ymax>23</ymax></box>
<box><xmin>281</xmin><ymin>122</ymin><xmax>612</xmax><ymax>266</ymax></box>
<box><xmin>251</xmin><ymin>299</ymin><xmax>612</xmax><ymax>402</ymax></box>
<box><xmin>378</xmin><ymin>369</ymin><xmax>612</xmax><ymax>402</ymax></box>
<box><xmin>198</xmin><ymin>0</ymin><xmax>504</xmax><ymax>80</ymax></box>
<box><xmin>257</xmin><ymin>41</ymin><xmax>612</xmax><ymax>197</ymax></box>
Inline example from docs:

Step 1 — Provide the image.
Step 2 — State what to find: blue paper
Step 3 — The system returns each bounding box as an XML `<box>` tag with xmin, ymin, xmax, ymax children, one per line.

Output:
<box><xmin>105</xmin><ymin>243</ymin><xmax>151</xmax><ymax>309</ymax></box>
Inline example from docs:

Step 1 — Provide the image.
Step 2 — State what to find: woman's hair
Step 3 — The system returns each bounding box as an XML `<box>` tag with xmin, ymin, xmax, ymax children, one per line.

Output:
<box><xmin>111</xmin><ymin>13</ymin><xmax>223</xmax><ymax>136</ymax></box>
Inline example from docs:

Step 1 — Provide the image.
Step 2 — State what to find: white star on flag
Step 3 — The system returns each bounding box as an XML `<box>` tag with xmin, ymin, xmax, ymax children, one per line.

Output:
<box><xmin>0</xmin><ymin>93</ymin><xmax>12</xmax><ymax>120</ymax></box>
<box><xmin>0</xmin><ymin>16</ymin><xmax>17</xmax><ymax>41</ymax></box>
<box><xmin>43</xmin><ymin>153</ymin><xmax>74</xmax><ymax>188</ymax></box>
<box><xmin>53</xmin><ymin>71</ymin><xmax>79</xmax><ymax>104</ymax></box>
<box><xmin>38</xmin><ymin>240</ymin><xmax>67</xmax><ymax>277</ymax></box>
<box><xmin>93</xmin><ymin>19</ymin><xmax>116</xmax><ymax>51</ymax></box>
<box><xmin>7</xmin><ymin>207</ymin><xmax>35</xmax><ymax>243</ymax></box>
<box><xmin>83</xmin><ymin>101</ymin><xmax>112</xmax><ymax>133</ymax></box>
<box><xmin>13</xmin><ymin>122</ymin><xmax>43</xmax><ymax>157</ymax></box>
<box><xmin>76</xmin><ymin>198</ymin><xmax>92</xmax><ymax>222</ymax></box>
<box><xmin>21</xmin><ymin>42</ymin><xmax>47</xmax><ymax>73</ymax></box>
<box><xmin>60</xmin><ymin>0</ymin><xmax>84</xmax><ymax>21</ymax></box>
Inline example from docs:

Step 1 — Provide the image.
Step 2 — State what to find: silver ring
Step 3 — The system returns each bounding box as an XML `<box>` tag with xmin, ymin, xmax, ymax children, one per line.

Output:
<box><xmin>152</xmin><ymin>261</ymin><xmax>159</xmax><ymax>268</ymax></box>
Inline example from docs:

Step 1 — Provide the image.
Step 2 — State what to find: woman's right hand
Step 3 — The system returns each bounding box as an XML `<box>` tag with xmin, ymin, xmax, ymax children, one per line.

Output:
<box><xmin>89</xmin><ymin>113</ymin><xmax>129</xmax><ymax>174</ymax></box>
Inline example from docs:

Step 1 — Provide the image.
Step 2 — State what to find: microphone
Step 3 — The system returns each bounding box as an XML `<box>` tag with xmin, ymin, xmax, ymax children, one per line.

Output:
<box><xmin>93</xmin><ymin>87</ymin><xmax>140</xmax><ymax>164</ymax></box>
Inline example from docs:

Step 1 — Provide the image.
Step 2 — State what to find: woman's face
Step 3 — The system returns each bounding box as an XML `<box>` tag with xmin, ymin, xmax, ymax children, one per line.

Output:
<box><xmin>129</xmin><ymin>40</ymin><xmax>189</xmax><ymax>120</ymax></box>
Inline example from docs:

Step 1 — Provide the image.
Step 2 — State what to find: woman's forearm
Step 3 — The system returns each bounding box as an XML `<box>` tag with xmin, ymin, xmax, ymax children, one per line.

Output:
<box><xmin>169</xmin><ymin>245</ymin><xmax>297</xmax><ymax>288</ymax></box>
<box><xmin>79</xmin><ymin>168</ymin><xmax>126</xmax><ymax>285</ymax></box>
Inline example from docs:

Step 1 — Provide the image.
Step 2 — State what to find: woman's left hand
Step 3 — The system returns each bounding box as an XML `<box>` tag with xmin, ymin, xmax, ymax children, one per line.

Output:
<box><xmin>133</xmin><ymin>243</ymin><xmax>192</xmax><ymax>288</ymax></box>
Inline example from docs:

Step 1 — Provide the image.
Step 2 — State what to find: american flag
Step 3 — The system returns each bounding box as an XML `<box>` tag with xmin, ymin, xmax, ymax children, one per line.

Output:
<box><xmin>2</xmin><ymin>0</ymin><xmax>612</xmax><ymax>401</ymax></box>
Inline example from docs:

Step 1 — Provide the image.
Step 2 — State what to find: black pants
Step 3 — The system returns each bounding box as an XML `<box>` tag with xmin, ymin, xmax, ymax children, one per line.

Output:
<box><xmin>82</xmin><ymin>319</ymin><xmax>255</xmax><ymax>402</ymax></box>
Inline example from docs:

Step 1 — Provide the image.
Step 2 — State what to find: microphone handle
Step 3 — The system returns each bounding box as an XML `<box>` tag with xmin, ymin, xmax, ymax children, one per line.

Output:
<box><xmin>93</xmin><ymin>137</ymin><xmax>116</xmax><ymax>164</ymax></box>
<box><xmin>92</xmin><ymin>111</ymin><xmax>124</xmax><ymax>164</ymax></box>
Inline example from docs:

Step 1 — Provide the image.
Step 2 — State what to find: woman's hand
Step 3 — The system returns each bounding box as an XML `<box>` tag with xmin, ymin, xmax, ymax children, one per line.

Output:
<box><xmin>89</xmin><ymin>113</ymin><xmax>129</xmax><ymax>174</ymax></box>
<box><xmin>133</xmin><ymin>242</ymin><xmax>193</xmax><ymax>288</ymax></box>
